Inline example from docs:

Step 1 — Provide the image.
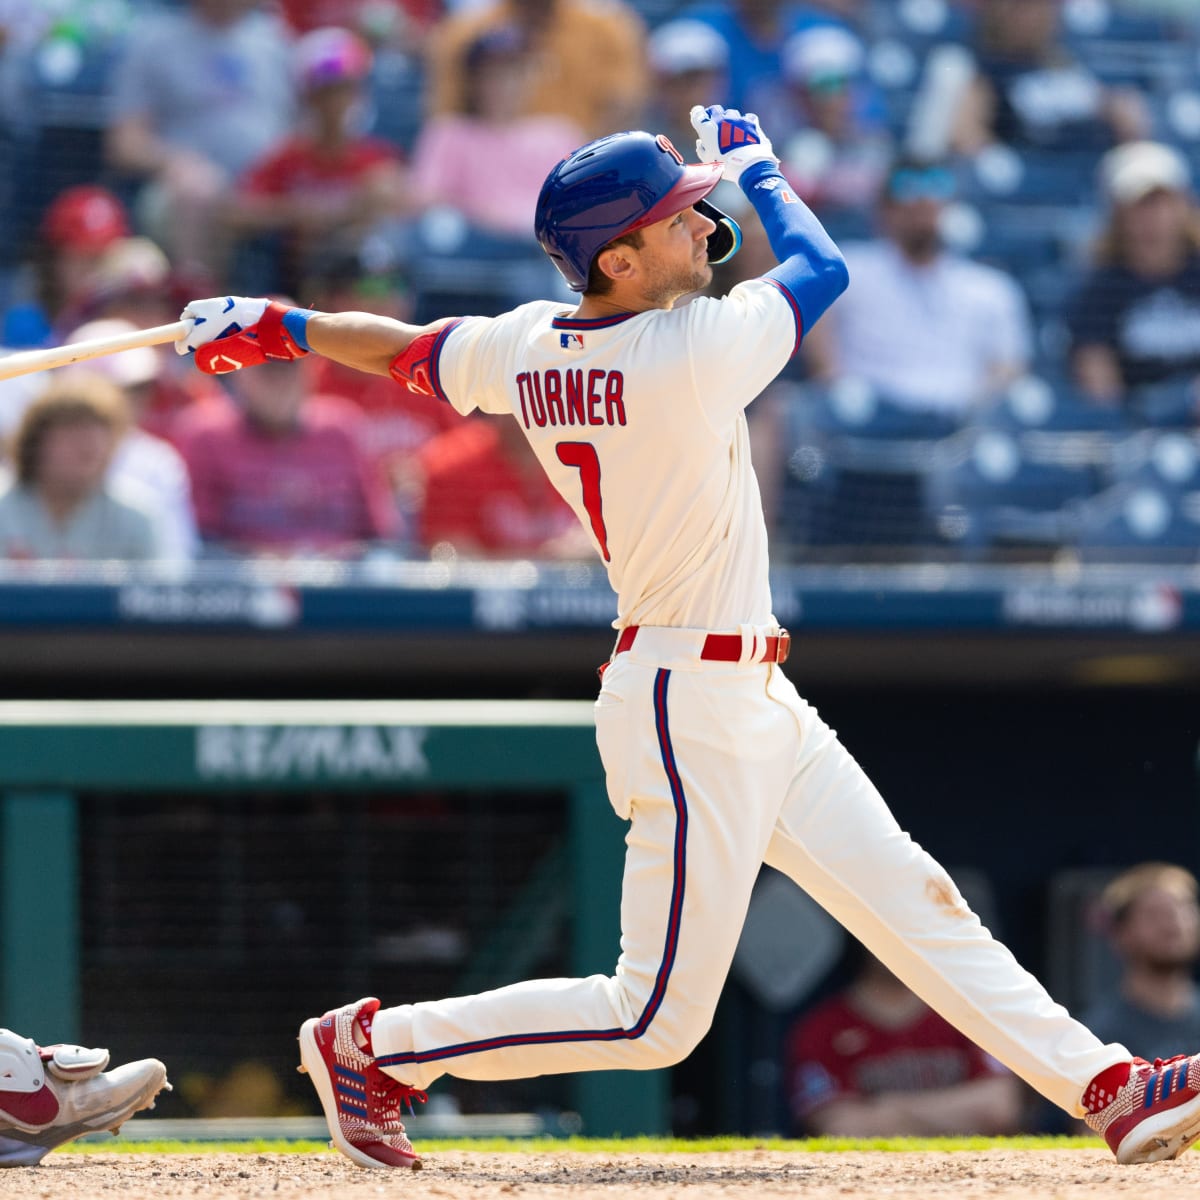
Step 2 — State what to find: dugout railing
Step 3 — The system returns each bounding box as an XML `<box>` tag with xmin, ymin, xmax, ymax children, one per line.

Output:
<box><xmin>0</xmin><ymin>700</ymin><xmax>667</xmax><ymax>1136</ymax></box>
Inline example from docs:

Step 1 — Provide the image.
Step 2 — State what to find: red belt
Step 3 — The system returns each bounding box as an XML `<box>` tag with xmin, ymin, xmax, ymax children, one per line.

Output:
<box><xmin>609</xmin><ymin>625</ymin><xmax>791</xmax><ymax>667</ymax></box>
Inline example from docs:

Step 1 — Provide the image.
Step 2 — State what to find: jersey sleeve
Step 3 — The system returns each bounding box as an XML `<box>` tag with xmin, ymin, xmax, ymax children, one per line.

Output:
<box><xmin>423</xmin><ymin>315</ymin><xmax>515</xmax><ymax>417</ymax></box>
<box><xmin>682</xmin><ymin>279</ymin><xmax>801</xmax><ymax>434</ymax></box>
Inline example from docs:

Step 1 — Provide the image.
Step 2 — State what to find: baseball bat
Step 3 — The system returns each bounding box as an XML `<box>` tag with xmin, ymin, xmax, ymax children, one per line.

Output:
<box><xmin>0</xmin><ymin>320</ymin><xmax>188</xmax><ymax>383</ymax></box>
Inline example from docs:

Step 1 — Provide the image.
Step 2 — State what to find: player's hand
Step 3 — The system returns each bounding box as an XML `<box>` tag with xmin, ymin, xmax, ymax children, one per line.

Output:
<box><xmin>690</xmin><ymin>104</ymin><xmax>778</xmax><ymax>186</ymax></box>
<box><xmin>176</xmin><ymin>297</ymin><xmax>308</xmax><ymax>375</ymax></box>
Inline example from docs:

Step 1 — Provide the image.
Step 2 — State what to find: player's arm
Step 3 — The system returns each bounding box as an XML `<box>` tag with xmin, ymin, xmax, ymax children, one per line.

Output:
<box><xmin>174</xmin><ymin>297</ymin><xmax>455</xmax><ymax>388</ymax></box>
<box><xmin>691</xmin><ymin>105</ymin><xmax>849</xmax><ymax>337</ymax></box>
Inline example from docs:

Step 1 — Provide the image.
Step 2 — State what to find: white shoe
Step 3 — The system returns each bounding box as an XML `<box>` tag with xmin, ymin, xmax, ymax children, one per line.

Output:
<box><xmin>0</xmin><ymin>1034</ymin><xmax>169</xmax><ymax>1166</ymax></box>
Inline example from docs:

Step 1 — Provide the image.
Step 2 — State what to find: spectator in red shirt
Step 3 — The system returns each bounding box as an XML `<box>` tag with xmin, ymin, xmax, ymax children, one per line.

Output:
<box><xmin>417</xmin><ymin>415</ymin><xmax>589</xmax><ymax>559</ymax></box>
<box><xmin>175</xmin><ymin>359</ymin><xmax>398</xmax><ymax>558</ymax></box>
<box><xmin>225</xmin><ymin>26</ymin><xmax>408</xmax><ymax>296</ymax></box>
<box><xmin>785</xmin><ymin>946</ymin><xmax>1024</xmax><ymax>1136</ymax></box>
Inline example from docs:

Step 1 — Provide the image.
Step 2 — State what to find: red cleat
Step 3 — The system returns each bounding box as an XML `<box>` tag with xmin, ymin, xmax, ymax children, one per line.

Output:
<box><xmin>1084</xmin><ymin>1055</ymin><xmax>1200</xmax><ymax>1163</ymax></box>
<box><xmin>298</xmin><ymin>997</ymin><xmax>425</xmax><ymax>1170</ymax></box>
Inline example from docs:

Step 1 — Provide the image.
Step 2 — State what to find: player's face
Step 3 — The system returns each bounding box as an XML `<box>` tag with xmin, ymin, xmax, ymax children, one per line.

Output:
<box><xmin>635</xmin><ymin>206</ymin><xmax>717</xmax><ymax>305</ymax></box>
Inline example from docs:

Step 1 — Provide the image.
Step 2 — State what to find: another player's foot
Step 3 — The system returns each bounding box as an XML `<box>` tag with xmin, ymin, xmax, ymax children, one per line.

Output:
<box><xmin>0</xmin><ymin>1036</ymin><xmax>170</xmax><ymax>1166</ymax></box>
<box><xmin>298</xmin><ymin>997</ymin><xmax>425</xmax><ymax>1170</ymax></box>
<box><xmin>1084</xmin><ymin>1054</ymin><xmax>1200</xmax><ymax>1163</ymax></box>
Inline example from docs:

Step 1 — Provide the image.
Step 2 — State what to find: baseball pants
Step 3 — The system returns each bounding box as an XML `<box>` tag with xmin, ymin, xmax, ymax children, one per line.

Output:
<box><xmin>371</xmin><ymin>628</ymin><xmax>1128</xmax><ymax>1115</ymax></box>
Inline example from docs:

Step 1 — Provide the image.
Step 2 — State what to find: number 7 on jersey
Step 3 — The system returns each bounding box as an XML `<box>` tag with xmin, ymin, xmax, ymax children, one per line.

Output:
<box><xmin>556</xmin><ymin>441</ymin><xmax>611</xmax><ymax>562</ymax></box>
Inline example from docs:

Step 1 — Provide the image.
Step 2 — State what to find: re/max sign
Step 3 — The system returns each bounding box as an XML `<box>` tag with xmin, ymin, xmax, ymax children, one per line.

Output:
<box><xmin>196</xmin><ymin>725</ymin><xmax>430</xmax><ymax>781</ymax></box>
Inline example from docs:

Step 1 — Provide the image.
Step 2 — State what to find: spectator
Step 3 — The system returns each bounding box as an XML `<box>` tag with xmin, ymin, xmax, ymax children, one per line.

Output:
<box><xmin>683</xmin><ymin>0</ymin><xmax>818</xmax><ymax>126</ymax></box>
<box><xmin>785</xmin><ymin>946</ymin><xmax>1023</xmax><ymax>1135</ymax></box>
<box><xmin>0</xmin><ymin>372</ymin><xmax>165</xmax><ymax>561</ymax></box>
<box><xmin>175</xmin><ymin>359</ymin><xmax>397</xmax><ymax>558</ymax></box>
<box><xmin>105</xmin><ymin>0</ymin><xmax>296</xmax><ymax>282</ymax></box>
<box><xmin>425</xmin><ymin>0</ymin><xmax>646</xmax><ymax>140</ymax></box>
<box><xmin>951</xmin><ymin>0</ymin><xmax>1147</xmax><ymax>156</ymax></box>
<box><xmin>67</xmin><ymin>319</ymin><xmax>199</xmax><ymax>562</ymax></box>
<box><xmin>1068</xmin><ymin>141</ymin><xmax>1200</xmax><ymax>417</ymax></box>
<box><xmin>778</xmin><ymin>24</ymin><xmax>891</xmax><ymax>215</ymax></box>
<box><xmin>0</xmin><ymin>187</ymin><xmax>134</xmax><ymax>438</ymax></box>
<box><xmin>409</xmin><ymin>27</ymin><xmax>583</xmax><ymax>241</ymax></box>
<box><xmin>302</xmin><ymin>251</ymin><xmax>457</xmax><ymax>524</ymax></box>
<box><xmin>1082</xmin><ymin>863</ymin><xmax>1200</xmax><ymax>1064</ymax></box>
<box><xmin>226</xmin><ymin>26</ymin><xmax>408</xmax><ymax>298</ymax></box>
<box><xmin>60</xmin><ymin>235</ymin><xmax>227</xmax><ymax>444</ymax></box>
<box><xmin>642</xmin><ymin>20</ymin><xmax>731</xmax><ymax>159</ymax></box>
<box><xmin>803</xmin><ymin>156</ymin><xmax>1032</xmax><ymax>415</ymax></box>
<box><xmin>27</xmin><ymin>186</ymin><xmax>130</xmax><ymax>338</ymax></box>
<box><xmin>277</xmin><ymin>0</ymin><xmax>439</xmax><ymax>42</ymax></box>
<box><xmin>418</xmin><ymin>415</ymin><xmax>588</xmax><ymax>559</ymax></box>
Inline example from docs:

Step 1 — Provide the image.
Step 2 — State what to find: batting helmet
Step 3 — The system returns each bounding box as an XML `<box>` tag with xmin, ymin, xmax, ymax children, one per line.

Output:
<box><xmin>535</xmin><ymin>130</ymin><xmax>742</xmax><ymax>293</ymax></box>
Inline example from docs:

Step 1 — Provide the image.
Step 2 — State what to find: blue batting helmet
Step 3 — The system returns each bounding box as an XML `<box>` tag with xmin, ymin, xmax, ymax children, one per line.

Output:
<box><xmin>535</xmin><ymin>130</ymin><xmax>742</xmax><ymax>293</ymax></box>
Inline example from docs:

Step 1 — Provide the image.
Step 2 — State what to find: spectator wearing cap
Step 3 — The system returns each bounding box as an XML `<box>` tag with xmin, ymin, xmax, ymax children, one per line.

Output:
<box><xmin>425</xmin><ymin>0</ymin><xmax>646</xmax><ymax>140</ymax></box>
<box><xmin>226</xmin><ymin>26</ymin><xmax>408</xmax><ymax>297</ymax></box>
<box><xmin>642</xmin><ymin>20</ymin><xmax>730</xmax><ymax>158</ymax></box>
<box><xmin>105</xmin><ymin>0</ymin><xmax>296</xmax><ymax>283</ymax></box>
<box><xmin>778</xmin><ymin>23</ymin><xmax>891</xmax><ymax>215</ymax></box>
<box><xmin>0</xmin><ymin>188</ymin><xmax>138</xmax><ymax>443</ymax></box>
<box><xmin>803</xmin><ymin>157</ymin><xmax>1032</xmax><ymax>415</ymax></box>
<box><xmin>66</xmin><ymin>320</ymin><xmax>199</xmax><ymax>562</ymax></box>
<box><xmin>302</xmin><ymin>251</ymin><xmax>457</xmax><ymax>530</ymax></box>
<box><xmin>0</xmin><ymin>372</ymin><xmax>166</xmax><ymax>562</ymax></box>
<box><xmin>409</xmin><ymin>27</ymin><xmax>584</xmax><ymax>241</ymax></box>
<box><xmin>951</xmin><ymin>0</ymin><xmax>1147</xmax><ymax>156</ymax></box>
<box><xmin>1068</xmin><ymin>142</ymin><xmax>1200</xmax><ymax>418</ymax></box>
<box><xmin>30</xmin><ymin>187</ymin><xmax>130</xmax><ymax>336</ymax></box>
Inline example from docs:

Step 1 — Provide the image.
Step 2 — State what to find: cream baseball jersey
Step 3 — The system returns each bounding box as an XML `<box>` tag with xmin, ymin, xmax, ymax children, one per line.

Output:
<box><xmin>424</xmin><ymin>279</ymin><xmax>801</xmax><ymax>629</ymax></box>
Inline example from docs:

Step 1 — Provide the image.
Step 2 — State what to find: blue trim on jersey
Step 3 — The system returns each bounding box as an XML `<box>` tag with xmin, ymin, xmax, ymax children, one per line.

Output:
<box><xmin>375</xmin><ymin>667</ymin><xmax>687</xmax><ymax>1070</ymax></box>
<box><xmin>428</xmin><ymin>318</ymin><xmax>465</xmax><ymax>404</ymax></box>
<box><xmin>739</xmin><ymin>161</ymin><xmax>849</xmax><ymax>345</ymax></box>
<box><xmin>763</xmin><ymin>279</ymin><xmax>803</xmax><ymax>357</ymax></box>
<box><xmin>551</xmin><ymin>313</ymin><xmax>639</xmax><ymax>330</ymax></box>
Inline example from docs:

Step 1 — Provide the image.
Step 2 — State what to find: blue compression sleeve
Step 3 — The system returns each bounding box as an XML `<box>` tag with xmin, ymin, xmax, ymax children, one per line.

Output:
<box><xmin>739</xmin><ymin>161</ymin><xmax>849</xmax><ymax>339</ymax></box>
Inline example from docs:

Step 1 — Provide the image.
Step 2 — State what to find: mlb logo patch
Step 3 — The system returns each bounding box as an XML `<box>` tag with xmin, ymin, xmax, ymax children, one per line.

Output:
<box><xmin>560</xmin><ymin>332</ymin><xmax>585</xmax><ymax>350</ymax></box>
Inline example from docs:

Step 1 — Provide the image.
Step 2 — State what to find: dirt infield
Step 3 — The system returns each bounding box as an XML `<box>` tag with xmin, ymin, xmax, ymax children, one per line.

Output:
<box><xmin>4</xmin><ymin>1149</ymin><xmax>1200</xmax><ymax>1199</ymax></box>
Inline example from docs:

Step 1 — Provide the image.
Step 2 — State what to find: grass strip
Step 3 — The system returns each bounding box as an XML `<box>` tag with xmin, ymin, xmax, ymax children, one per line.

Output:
<box><xmin>59</xmin><ymin>1134</ymin><xmax>1105</xmax><ymax>1156</ymax></box>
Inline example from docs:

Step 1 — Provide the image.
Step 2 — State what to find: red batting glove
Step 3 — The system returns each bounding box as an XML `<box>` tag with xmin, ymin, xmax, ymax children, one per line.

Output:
<box><xmin>194</xmin><ymin>301</ymin><xmax>310</xmax><ymax>375</ymax></box>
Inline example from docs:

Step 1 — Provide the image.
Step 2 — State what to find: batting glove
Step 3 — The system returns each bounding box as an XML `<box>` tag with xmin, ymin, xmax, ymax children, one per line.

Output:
<box><xmin>690</xmin><ymin>104</ymin><xmax>778</xmax><ymax>187</ymax></box>
<box><xmin>176</xmin><ymin>296</ymin><xmax>310</xmax><ymax>375</ymax></box>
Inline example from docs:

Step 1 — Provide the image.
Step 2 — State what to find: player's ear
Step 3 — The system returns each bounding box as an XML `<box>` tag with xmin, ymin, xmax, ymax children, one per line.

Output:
<box><xmin>595</xmin><ymin>244</ymin><xmax>638</xmax><ymax>287</ymax></box>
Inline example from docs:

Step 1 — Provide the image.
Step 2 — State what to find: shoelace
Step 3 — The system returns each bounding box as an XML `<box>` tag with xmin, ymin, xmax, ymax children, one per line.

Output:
<box><xmin>366</xmin><ymin>1065</ymin><xmax>428</xmax><ymax>1125</ymax></box>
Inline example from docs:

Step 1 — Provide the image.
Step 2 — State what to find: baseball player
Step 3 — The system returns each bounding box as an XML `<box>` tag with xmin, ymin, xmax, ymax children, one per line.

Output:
<box><xmin>177</xmin><ymin>105</ymin><xmax>1200</xmax><ymax>1170</ymax></box>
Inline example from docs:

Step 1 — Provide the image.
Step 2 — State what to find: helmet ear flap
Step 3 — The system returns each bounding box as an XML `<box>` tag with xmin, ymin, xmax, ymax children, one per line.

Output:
<box><xmin>696</xmin><ymin>198</ymin><xmax>742</xmax><ymax>266</ymax></box>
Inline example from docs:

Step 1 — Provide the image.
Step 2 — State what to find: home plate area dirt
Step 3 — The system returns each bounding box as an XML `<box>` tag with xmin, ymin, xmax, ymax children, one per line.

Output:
<box><xmin>4</xmin><ymin>1149</ymin><xmax>1200</xmax><ymax>1200</ymax></box>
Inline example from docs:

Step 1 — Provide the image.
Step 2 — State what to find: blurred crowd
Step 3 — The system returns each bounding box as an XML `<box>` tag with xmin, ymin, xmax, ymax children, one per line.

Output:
<box><xmin>0</xmin><ymin>0</ymin><xmax>1198</xmax><ymax>565</ymax></box>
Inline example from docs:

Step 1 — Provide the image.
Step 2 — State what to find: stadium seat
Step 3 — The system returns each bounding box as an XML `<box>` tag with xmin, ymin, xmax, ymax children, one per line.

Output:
<box><xmin>927</xmin><ymin>428</ymin><xmax>1100</xmax><ymax>553</ymax></box>
<box><xmin>1109</xmin><ymin>430</ymin><xmax>1200</xmax><ymax>493</ymax></box>
<box><xmin>988</xmin><ymin>376</ymin><xmax>1131</xmax><ymax>435</ymax></box>
<box><xmin>1073</xmin><ymin>482</ymin><xmax>1200</xmax><ymax>561</ymax></box>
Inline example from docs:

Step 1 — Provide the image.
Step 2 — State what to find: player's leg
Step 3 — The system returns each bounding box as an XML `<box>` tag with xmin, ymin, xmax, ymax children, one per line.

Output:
<box><xmin>300</xmin><ymin>658</ymin><xmax>798</xmax><ymax>1166</ymax></box>
<box><xmin>368</xmin><ymin>660</ymin><xmax>791</xmax><ymax>1082</ymax></box>
<box><xmin>760</xmin><ymin>668</ymin><xmax>1200</xmax><ymax>1162</ymax></box>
